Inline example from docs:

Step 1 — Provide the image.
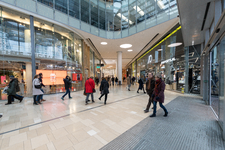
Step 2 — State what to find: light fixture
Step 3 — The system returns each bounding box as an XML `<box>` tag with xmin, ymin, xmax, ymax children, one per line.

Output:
<box><xmin>168</xmin><ymin>43</ymin><xmax>182</xmax><ymax>47</ymax></box>
<box><xmin>79</xmin><ymin>44</ymin><xmax>81</xmax><ymax>46</ymax></box>
<box><xmin>101</xmin><ymin>42</ymin><xmax>107</xmax><ymax>45</ymax></box>
<box><xmin>117</xmin><ymin>13</ymin><xmax>133</xmax><ymax>24</ymax></box>
<box><xmin>133</xmin><ymin>6</ymin><xmax>145</xmax><ymax>16</ymax></box>
<box><xmin>127</xmin><ymin>49</ymin><xmax>133</xmax><ymax>52</ymax></box>
<box><xmin>76</xmin><ymin>49</ymin><xmax>79</xmax><ymax>52</ymax></box>
<box><xmin>157</xmin><ymin>49</ymin><xmax>163</xmax><ymax>51</ymax></box>
<box><xmin>120</xmin><ymin>44</ymin><xmax>132</xmax><ymax>48</ymax></box>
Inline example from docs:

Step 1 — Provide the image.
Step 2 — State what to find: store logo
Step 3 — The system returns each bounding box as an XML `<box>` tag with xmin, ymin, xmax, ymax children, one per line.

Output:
<box><xmin>147</xmin><ymin>55</ymin><xmax>153</xmax><ymax>64</ymax></box>
<box><xmin>161</xmin><ymin>58</ymin><xmax>176</xmax><ymax>64</ymax></box>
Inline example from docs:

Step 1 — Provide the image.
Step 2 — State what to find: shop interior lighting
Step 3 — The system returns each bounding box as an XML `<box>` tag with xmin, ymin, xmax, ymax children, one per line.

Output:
<box><xmin>168</xmin><ymin>43</ymin><xmax>182</xmax><ymax>47</ymax></box>
<box><xmin>155</xmin><ymin>0</ymin><xmax>165</xmax><ymax>9</ymax></box>
<box><xmin>120</xmin><ymin>44</ymin><xmax>132</xmax><ymax>48</ymax></box>
<box><xmin>127</xmin><ymin>49</ymin><xmax>133</xmax><ymax>52</ymax></box>
<box><xmin>157</xmin><ymin>49</ymin><xmax>163</xmax><ymax>51</ymax></box>
<box><xmin>101</xmin><ymin>42</ymin><xmax>107</xmax><ymax>45</ymax></box>
<box><xmin>133</xmin><ymin>6</ymin><xmax>145</xmax><ymax>16</ymax></box>
<box><xmin>117</xmin><ymin>13</ymin><xmax>133</xmax><ymax>24</ymax></box>
<box><xmin>76</xmin><ymin>49</ymin><xmax>79</xmax><ymax>52</ymax></box>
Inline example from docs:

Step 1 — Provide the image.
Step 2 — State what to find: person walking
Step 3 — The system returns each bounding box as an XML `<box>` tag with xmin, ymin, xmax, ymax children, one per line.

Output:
<box><xmin>61</xmin><ymin>76</ymin><xmax>72</xmax><ymax>100</ymax></box>
<box><xmin>99</xmin><ymin>77</ymin><xmax>109</xmax><ymax>105</ymax></box>
<box><xmin>5</xmin><ymin>75</ymin><xmax>23</xmax><ymax>105</ymax></box>
<box><xmin>111</xmin><ymin>76</ymin><xmax>115</xmax><ymax>86</ymax></box>
<box><xmin>33</xmin><ymin>75</ymin><xmax>43</xmax><ymax>105</ymax></box>
<box><xmin>127</xmin><ymin>75</ymin><xmax>131</xmax><ymax>91</ymax></box>
<box><xmin>115</xmin><ymin>77</ymin><xmax>118</xmax><ymax>85</ymax></box>
<box><xmin>150</xmin><ymin>73</ymin><xmax>168</xmax><ymax>117</ymax></box>
<box><xmin>95</xmin><ymin>77</ymin><xmax>99</xmax><ymax>86</ymax></box>
<box><xmin>85</xmin><ymin>77</ymin><xmax>95</xmax><ymax>104</ymax></box>
<box><xmin>38</xmin><ymin>73</ymin><xmax>46</xmax><ymax>102</ymax></box>
<box><xmin>132</xmin><ymin>76</ymin><xmax>136</xmax><ymax>85</ymax></box>
<box><xmin>144</xmin><ymin>73</ymin><xmax>155</xmax><ymax>113</ymax></box>
<box><xmin>137</xmin><ymin>76</ymin><xmax>146</xmax><ymax>93</ymax></box>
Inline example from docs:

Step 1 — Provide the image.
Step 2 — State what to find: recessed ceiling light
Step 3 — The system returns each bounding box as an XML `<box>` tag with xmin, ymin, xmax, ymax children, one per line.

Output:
<box><xmin>127</xmin><ymin>49</ymin><xmax>133</xmax><ymax>52</ymax></box>
<box><xmin>168</xmin><ymin>43</ymin><xmax>182</xmax><ymax>47</ymax></box>
<box><xmin>120</xmin><ymin>44</ymin><xmax>132</xmax><ymax>48</ymax></box>
<box><xmin>158</xmin><ymin>49</ymin><xmax>163</xmax><ymax>51</ymax></box>
<box><xmin>101</xmin><ymin>42</ymin><xmax>107</xmax><ymax>45</ymax></box>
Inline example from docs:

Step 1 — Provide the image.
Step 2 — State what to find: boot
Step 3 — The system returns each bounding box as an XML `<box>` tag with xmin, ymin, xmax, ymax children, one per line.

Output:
<box><xmin>150</xmin><ymin>114</ymin><xmax>156</xmax><ymax>117</ymax></box>
<box><xmin>164</xmin><ymin>112</ymin><xmax>168</xmax><ymax>117</ymax></box>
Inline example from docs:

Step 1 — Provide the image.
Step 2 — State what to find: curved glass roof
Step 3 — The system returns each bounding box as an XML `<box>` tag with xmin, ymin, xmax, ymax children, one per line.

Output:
<box><xmin>37</xmin><ymin>0</ymin><xmax>178</xmax><ymax>39</ymax></box>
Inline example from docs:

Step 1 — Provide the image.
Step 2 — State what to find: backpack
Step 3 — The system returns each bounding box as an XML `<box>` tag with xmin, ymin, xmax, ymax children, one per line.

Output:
<box><xmin>16</xmin><ymin>79</ymin><xmax>20</xmax><ymax>92</ymax></box>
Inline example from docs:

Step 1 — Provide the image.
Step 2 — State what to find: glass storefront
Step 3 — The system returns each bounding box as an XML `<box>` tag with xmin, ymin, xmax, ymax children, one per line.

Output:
<box><xmin>0</xmin><ymin>7</ymin><xmax>83</xmax><ymax>100</ymax></box>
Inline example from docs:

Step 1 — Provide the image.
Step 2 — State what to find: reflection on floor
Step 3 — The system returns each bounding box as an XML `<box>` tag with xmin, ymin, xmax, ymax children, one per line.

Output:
<box><xmin>0</xmin><ymin>84</ymin><xmax>220</xmax><ymax>150</ymax></box>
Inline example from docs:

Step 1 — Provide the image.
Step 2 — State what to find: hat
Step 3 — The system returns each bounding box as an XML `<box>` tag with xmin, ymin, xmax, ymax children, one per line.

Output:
<box><xmin>9</xmin><ymin>75</ymin><xmax>14</xmax><ymax>79</ymax></box>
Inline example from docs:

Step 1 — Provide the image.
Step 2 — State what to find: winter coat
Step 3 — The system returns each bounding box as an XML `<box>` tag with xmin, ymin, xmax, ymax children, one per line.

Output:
<box><xmin>85</xmin><ymin>78</ymin><xmax>95</xmax><ymax>93</ymax></box>
<box><xmin>153</xmin><ymin>80</ymin><xmax>165</xmax><ymax>103</ymax></box>
<box><xmin>111</xmin><ymin>77</ymin><xmax>114</xmax><ymax>82</ymax></box>
<box><xmin>100</xmin><ymin>79</ymin><xmax>109</xmax><ymax>94</ymax></box>
<box><xmin>127</xmin><ymin>77</ymin><xmax>131</xmax><ymax>85</ymax></box>
<box><xmin>33</xmin><ymin>78</ymin><xmax>44</xmax><ymax>96</ymax></box>
<box><xmin>63</xmin><ymin>78</ymin><xmax>71</xmax><ymax>90</ymax></box>
<box><xmin>7</xmin><ymin>78</ymin><xmax>18</xmax><ymax>95</ymax></box>
<box><xmin>115</xmin><ymin>78</ymin><xmax>118</xmax><ymax>82</ymax></box>
<box><xmin>39</xmin><ymin>77</ymin><xmax>45</xmax><ymax>87</ymax></box>
<box><xmin>146</xmin><ymin>78</ymin><xmax>155</xmax><ymax>96</ymax></box>
<box><xmin>138</xmin><ymin>78</ymin><xmax>144</xmax><ymax>90</ymax></box>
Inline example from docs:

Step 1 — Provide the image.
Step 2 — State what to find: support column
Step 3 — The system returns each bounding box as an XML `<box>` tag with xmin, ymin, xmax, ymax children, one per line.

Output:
<box><xmin>30</xmin><ymin>16</ymin><xmax>36</xmax><ymax>79</ymax></box>
<box><xmin>184</xmin><ymin>47</ymin><xmax>189</xmax><ymax>93</ymax></box>
<box><xmin>26</xmin><ymin>63</ymin><xmax>33</xmax><ymax>96</ymax></box>
<box><xmin>117</xmin><ymin>51</ymin><xmax>122</xmax><ymax>85</ymax></box>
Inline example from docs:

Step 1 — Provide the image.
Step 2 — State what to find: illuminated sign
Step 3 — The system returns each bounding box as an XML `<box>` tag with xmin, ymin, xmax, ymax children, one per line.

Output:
<box><xmin>147</xmin><ymin>55</ymin><xmax>153</xmax><ymax>64</ymax></box>
<box><xmin>161</xmin><ymin>58</ymin><xmax>176</xmax><ymax>64</ymax></box>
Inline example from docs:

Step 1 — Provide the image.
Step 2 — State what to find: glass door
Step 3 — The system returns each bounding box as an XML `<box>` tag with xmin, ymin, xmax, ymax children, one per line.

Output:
<box><xmin>210</xmin><ymin>47</ymin><xmax>220</xmax><ymax>117</ymax></box>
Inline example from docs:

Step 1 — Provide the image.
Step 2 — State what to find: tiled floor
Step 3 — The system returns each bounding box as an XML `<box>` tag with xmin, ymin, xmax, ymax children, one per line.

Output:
<box><xmin>0</xmin><ymin>84</ymin><xmax>201</xmax><ymax>150</ymax></box>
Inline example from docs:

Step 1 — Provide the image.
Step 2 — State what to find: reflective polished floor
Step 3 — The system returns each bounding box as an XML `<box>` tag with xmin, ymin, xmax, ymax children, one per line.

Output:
<box><xmin>0</xmin><ymin>84</ymin><xmax>204</xmax><ymax>150</ymax></box>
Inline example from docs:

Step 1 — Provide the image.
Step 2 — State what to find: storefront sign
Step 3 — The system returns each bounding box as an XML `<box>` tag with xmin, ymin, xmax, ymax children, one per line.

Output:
<box><xmin>161</xmin><ymin>58</ymin><xmax>176</xmax><ymax>64</ymax></box>
<box><xmin>147</xmin><ymin>55</ymin><xmax>153</xmax><ymax>64</ymax></box>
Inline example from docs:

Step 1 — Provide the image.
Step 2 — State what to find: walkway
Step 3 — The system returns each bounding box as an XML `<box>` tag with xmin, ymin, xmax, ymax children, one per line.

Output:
<box><xmin>0</xmin><ymin>84</ymin><xmax>223</xmax><ymax>150</ymax></box>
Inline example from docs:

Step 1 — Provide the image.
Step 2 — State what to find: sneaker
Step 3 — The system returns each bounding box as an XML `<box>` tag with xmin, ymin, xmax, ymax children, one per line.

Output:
<box><xmin>164</xmin><ymin>112</ymin><xmax>168</xmax><ymax>117</ymax></box>
<box><xmin>128</xmin><ymin>89</ymin><xmax>130</xmax><ymax>91</ymax></box>
<box><xmin>150</xmin><ymin>114</ymin><xmax>156</xmax><ymax>117</ymax></box>
<box><xmin>144</xmin><ymin>92</ymin><xmax>146</xmax><ymax>94</ymax></box>
<box><xmin>92</xmin><ymin>100</ymin><xmax>95</xmax><ymax>103</ymax></box>
<box><xmin>41</xmin><ymin>99</ymin><xmax>46</xmax><ymax>101</ymax></box>
<box><xmin>98</xmin><ymin>98</ymin><xmax>101</xmax><ymax>101</ymax></box>
<box><xmin>20</xmin><ymin>97</ymin><xmax>24</xmax><ymax>103</ymax></box>
<box><xmin>61</xmin><ymin>97</ymin><xmax>64</xmax><ymax>101</ymax></box>
<box><xmin>33</xmin><ymin>103</ymin><xmax>38</xmax><ymax>105</ymax></box>
<box><xmin>5</xmin><ymin>103</ymin><xmax>12</xmax><ymax>105</ymax></box>
<box><xmin>137</xmin><ymin>91</ymin><xmax>139</xmax><ymax>93</ymax></box>
<box><xmin>85</xmin><ymin>101</ymin><xmax>88</xmax><ymax>105</ymax></box>
<box><xmin>144</xmin><ymin>110</ymin><xmax>149</xmax><ymax>113</ymax></box>
<box><xmin>0</xmin><ymin>115</ymin><xmax>2</xmax><ymax>118</ymax></box>
<box><xmin>69</xmin><ymin>97</ymin><xmax>72</xmax><ymax>99</ymax></box>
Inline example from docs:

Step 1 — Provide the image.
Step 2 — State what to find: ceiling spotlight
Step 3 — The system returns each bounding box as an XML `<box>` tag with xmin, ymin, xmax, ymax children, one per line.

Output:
<box><xmin>76</xmin><ymin>49</ymin><xmax>79</xmax><ymax>52</ymax></box>
<box><xmin>168</xmin><ymin>43</ymin><xmax>182</xmax><ymax>47</ymax></box>
<box><xmin>101</xmin><ymin>42</ymin><xmax>107</xmax><ymax>45</ymax></box>
<box><xmin>127</xmin><ymin>49</ymin><xmax>133</xmax><ymax>52</ymax></box>
<box><xmin>157</xmin><ymin>49</ymin><xmax>163</xmax><ymax>51</ymax></box>
<box><xmin>120</xmin><ymin>44</ymin><xmax>132</xmax><ymax>48</ymax></box>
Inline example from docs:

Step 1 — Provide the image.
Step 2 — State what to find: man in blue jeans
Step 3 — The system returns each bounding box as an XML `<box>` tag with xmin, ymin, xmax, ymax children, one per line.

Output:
<box><xmin>39</xmin><ymin>73</ymin><xmax>46</xmax><ymax>102</ymax></box>
<box><xmin>61</xmin><ymin>76</ymin><xmax>72</xmax><ymax>100</ymax></box>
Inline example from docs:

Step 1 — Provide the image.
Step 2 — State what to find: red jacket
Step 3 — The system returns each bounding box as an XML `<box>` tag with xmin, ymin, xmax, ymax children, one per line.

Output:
<box><xmin>85</xmin><ymin>78</ymin><xmax>95</xmax><ymax>93</ymax></box>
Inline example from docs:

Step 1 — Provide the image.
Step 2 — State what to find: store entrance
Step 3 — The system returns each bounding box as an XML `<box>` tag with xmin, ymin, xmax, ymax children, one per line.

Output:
<box><xmin>210</xmin><ymin>47</ymin><xmax>220</xmax><ymax>116</ymax></box>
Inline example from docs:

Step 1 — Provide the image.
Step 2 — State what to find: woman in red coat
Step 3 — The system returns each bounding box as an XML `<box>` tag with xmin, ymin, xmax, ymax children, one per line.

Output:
<box><xmin>150</xmin><ymin>73</ymin><xmax>168</xmax><ymax>117</ymax></box>
<box><xmin>85</xmin><ymin>77</ymin><xmax>95</xmax><ymax>104</ymax></box>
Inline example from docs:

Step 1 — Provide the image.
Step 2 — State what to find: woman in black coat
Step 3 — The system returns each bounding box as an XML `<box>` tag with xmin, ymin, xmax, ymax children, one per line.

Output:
<box><xmin>99</xmin><ymin>77</ymin><xmax>109</xmax><ymax>104</ymax></box>
<box><xmin>137</xmin><ymin>76</ymin><xmax>146</xmax><ymax>93</ymax></box>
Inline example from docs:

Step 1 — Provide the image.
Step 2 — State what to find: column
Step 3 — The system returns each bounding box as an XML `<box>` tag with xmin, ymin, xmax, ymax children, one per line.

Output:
<box><xmin>30</xmin><ymin>16</ymin><xmax>36</xmax><ymax>78</ymax></box>
<box><xmin>184</xmin><ymin>47</ymin><xmax>189</xmax><ymax>93</ymax></box>
<box><xmin>24</xmin><ymin>29</ymin><xmax>31</xmax><ymax>55</ymax></box>
<box><xmin>117</xmin><ymin>51</ymin><xmax>122</xmax><ymax>85</ymax></box>
<box><xmin>26</xmin><ymin>63</ymin><xmax>33</xmax><ymax>96</ymax></box>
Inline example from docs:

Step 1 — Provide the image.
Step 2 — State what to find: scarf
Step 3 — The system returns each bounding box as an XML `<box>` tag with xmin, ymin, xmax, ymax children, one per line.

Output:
<box><xmin>155</xmin><ymin>78</ymin><xmax>162</xmax><ymax>96</ymax></box>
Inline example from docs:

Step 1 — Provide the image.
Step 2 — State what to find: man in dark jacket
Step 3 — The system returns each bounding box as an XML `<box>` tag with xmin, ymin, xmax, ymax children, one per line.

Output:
<box><xmin>111</xmin><ymin>76</ymin><xmax>115</xmax><ymax>86</ymax></box>
<box><xmin>5</xmin><ymin>75</ymin><xmax>23</xmax><ymax>105</ymax></box>
<box><xmin>132</xmin><ymin>76</ymin><xmax>136</xmax><ymax>85</ymax></box>
<box><xmin>61</xmin><ymin>76</ymin><xmax>72</xmax><ymax>100</ymax></box>
<box><xmin>39</xmin><ymin>73</ymin><xmax>46</xmax><ymax>102</ymax></box>
<box><xmin>99</xmin><ymin>77</ymin><xmax>109</xmax><ymax>105</ymax></box>
<box><xmin>144</xmin><ymin>73</ymin><xmax>155</xmax><ymax>113</ymax></box>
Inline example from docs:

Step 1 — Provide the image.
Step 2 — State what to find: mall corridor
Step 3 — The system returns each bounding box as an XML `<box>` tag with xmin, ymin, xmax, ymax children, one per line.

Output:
<box><xmin>0</xmin><ymin>85</ymin><xmax>224</xmax><ymax>150</ymax></box>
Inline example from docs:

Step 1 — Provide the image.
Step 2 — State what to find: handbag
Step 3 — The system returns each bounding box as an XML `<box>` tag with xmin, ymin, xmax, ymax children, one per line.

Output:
<box><xmin>35</xmin><ymin>85</ymin><xmax>42</xmax><ymax>89</ymax></box>
<box><xmin>88</xmin><ymin>80</ymin><xmax>96</xmax><ymax>93</ymax></box>
<box><xmin>83</xmin><ymin>88</ymin><xmax>87</xmax><ymax>96</ymax></box>
<box><xmin>2</xmin><ymin>86</ymin><xmax>8</xmax><ymax>94</ymax></box>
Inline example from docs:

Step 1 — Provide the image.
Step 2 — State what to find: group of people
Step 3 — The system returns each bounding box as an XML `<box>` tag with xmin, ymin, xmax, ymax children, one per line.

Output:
<box><xmin>32</xmin><ymin>73</ymin><xmax>46</xmax><ymax>105</ymax></box>
<box><xmin>85</xmin><ymin>77</ymin><xmax>109</xmax><ymax>105</ymax></box>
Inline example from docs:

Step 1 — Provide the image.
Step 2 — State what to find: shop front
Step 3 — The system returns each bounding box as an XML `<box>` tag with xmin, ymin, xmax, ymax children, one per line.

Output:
<box><xmin>0</xmin><ymin>7</ymin><xmax>83</xmax><ymax>100</ymax></box>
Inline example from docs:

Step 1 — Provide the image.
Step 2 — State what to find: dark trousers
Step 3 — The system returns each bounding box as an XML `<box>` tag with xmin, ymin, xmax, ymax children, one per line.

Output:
<box><xmin>112</xmin><ymin>81</ymin><xmax>114</xmax><ymax>85</ymax></box>
<box><xmin>11</xmin><ymin>94</ymin><xmax>23</xmax><ymax>102</ymax></box>
<box><xmin>99</xmin><ymin>94</ymin><xmax>108</xmax><ymax>103</ymax></box>
<box><xmin>62</xmin><ymin>89</ymin><xmax>71</xmax><ymax>98</ymax></box>
<box><xmin>8</xmin><ymin>95</ymin><xmax>22</xmax><ymax>104</ymax></box>
<box><xmin>145</xmin><ymin>95</ymin><xmax>153</xmax><ymax>110</ymax></box>
<box><xmin>40</xmin><ymin>88</ymin><xmax>44</xmax><ymax>100</ymax></box>
<box><xmin>137</xmin><ymin>88</ymin><xmax>146</xmax><ymax>93</ymax></box>
<box><xmin>153</xmin><ymin>101</ymin><xmax>168</xmax><ymax>114</ymax></box>
<box><xmin>33</xmin><ymin>95</ymin><xmax>41</xmax><ymax>104</ymax></box>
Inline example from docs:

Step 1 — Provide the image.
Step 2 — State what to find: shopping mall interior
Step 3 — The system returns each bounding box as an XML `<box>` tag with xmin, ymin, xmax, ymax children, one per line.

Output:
<box><xmin>0</xmin><ymin>0</ymin><xmax>225</xmax><ymax>149</ymax></box>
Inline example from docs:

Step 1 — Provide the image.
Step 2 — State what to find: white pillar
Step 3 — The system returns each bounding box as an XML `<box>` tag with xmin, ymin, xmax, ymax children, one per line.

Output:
<box><xmin>24</xmin><ymin>29</ymin><xmax>31</xmax><ymax>55</ymax></box>
<box><xmin>117</xmin><ymin>51</ymin><xmax>122</xmax><ymax>85</ymax></box>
